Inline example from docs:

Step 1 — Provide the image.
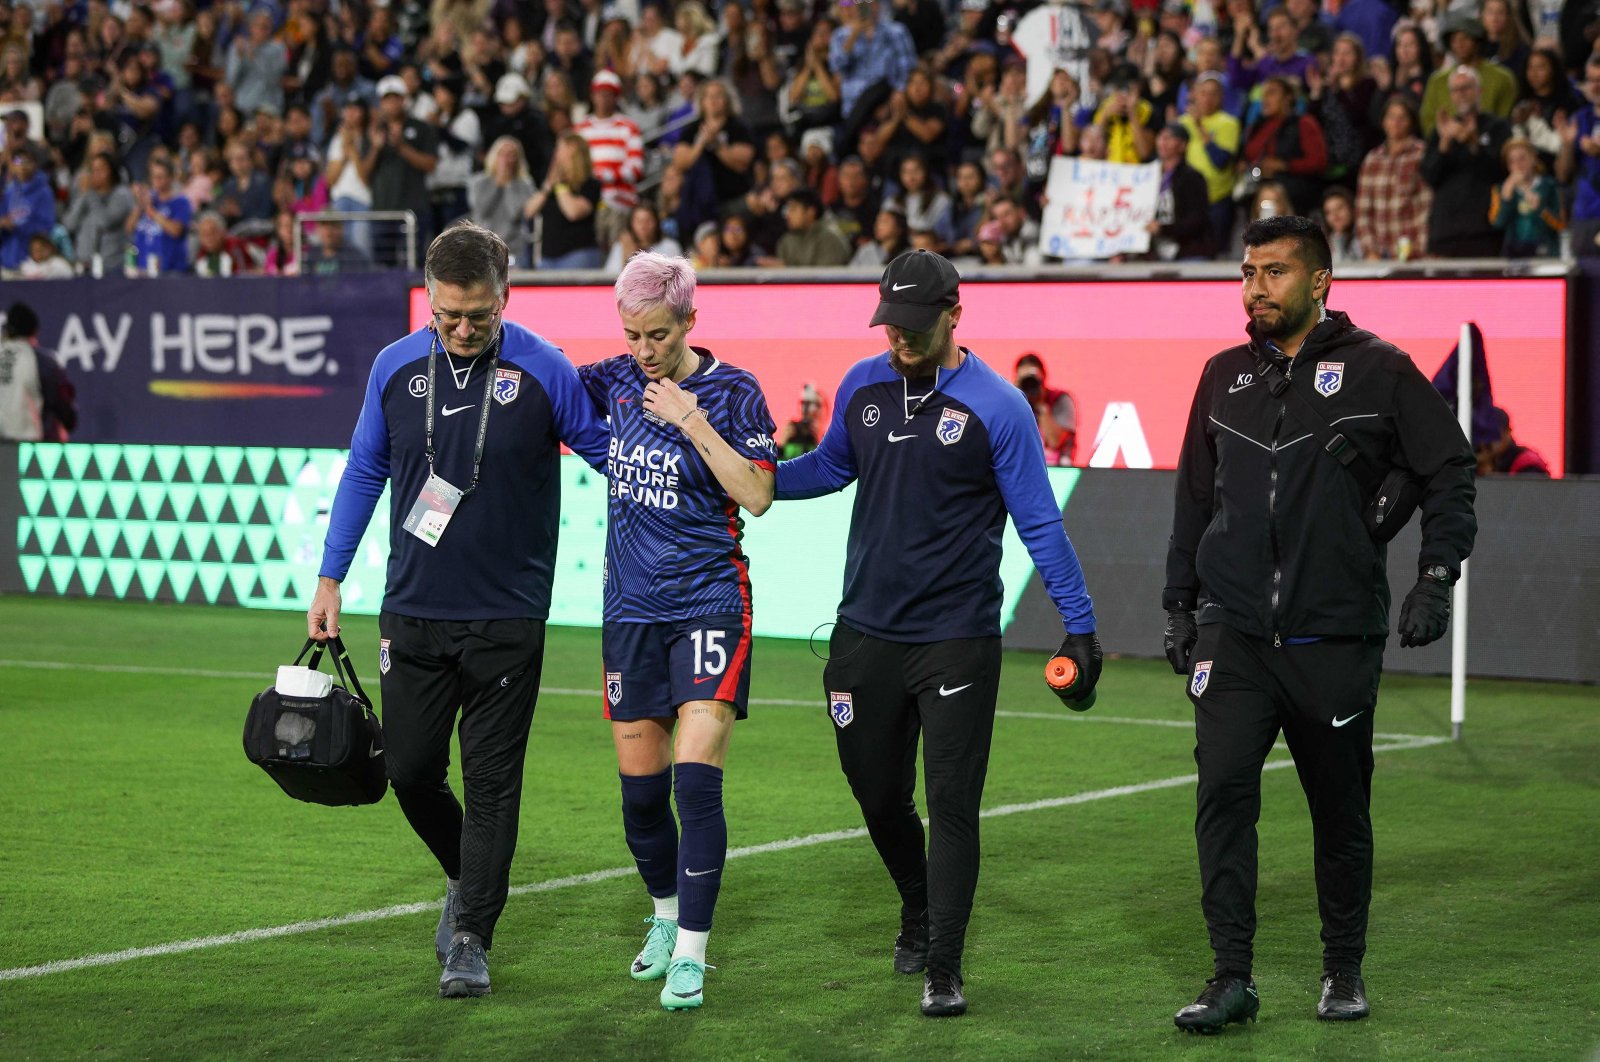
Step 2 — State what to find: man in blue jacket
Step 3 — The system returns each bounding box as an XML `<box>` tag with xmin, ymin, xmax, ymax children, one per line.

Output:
<box><xmin>307</xmin><ymin>221</ymin><xmax>609</xmax><ymax>998</ymax></box>
<box><xmin>0</xmin><ymin>148</ymin><xmax>54</xmax><ymax>272</ymax></box>
<box><xmin>776</xmin><ymin>249</ymin><xmax>1101</xmax><ymax>1017</ymax></box>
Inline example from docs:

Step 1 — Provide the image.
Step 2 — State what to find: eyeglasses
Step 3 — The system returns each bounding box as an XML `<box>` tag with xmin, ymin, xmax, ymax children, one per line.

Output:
<box><xmin>432</xmin><ymin>307</ymin><xmax>500</xmax><ymax>329</ymax></box>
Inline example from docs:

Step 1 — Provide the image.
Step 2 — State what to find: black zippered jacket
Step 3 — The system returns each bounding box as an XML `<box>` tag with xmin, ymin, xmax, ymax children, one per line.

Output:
<box><xmin>1164</xmin><ymin>309</ymin><xmax>1476</xmax><ymax>640</ymax></box>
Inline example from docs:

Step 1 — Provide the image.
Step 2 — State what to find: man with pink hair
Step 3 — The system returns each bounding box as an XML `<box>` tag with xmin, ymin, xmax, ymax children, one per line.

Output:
<box><xmin>577</xmin><ymin>251</ymin><xmax>777</xmax><ymax>1011</ymax></box>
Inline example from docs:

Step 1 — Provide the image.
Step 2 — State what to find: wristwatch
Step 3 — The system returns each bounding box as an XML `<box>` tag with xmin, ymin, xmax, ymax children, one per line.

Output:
<box><xmin>1421</xmin><ymin>564</ymin><xmax>1452</xmax><ymax>584</ymax></box>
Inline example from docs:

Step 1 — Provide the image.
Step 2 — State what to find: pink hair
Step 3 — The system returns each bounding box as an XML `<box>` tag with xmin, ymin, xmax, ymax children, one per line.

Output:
<box><xmin>614</xmin><ymin>250</ymin><xmax>696</xmax><ymax>323</ymax></box>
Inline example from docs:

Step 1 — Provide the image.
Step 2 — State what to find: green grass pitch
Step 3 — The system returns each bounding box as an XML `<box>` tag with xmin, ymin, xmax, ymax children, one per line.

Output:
<box><xmin>1</xmin><ymin>596</ymin><xmax>1597</xmax><ymax>1060</ymax></box>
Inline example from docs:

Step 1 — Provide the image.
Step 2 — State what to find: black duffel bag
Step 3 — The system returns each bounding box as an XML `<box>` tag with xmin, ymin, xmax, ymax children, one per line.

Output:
<box><xmin>244</xmin><ymin>636</ymin><xmax>387</xmax><ymax>806</ymax></box>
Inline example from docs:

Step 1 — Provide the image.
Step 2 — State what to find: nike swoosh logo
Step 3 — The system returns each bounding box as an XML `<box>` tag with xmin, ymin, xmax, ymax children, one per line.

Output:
<box><xmin>618</xmin><ymin>397</ymin><xmax>632</xmax><ymax>404</ymax></box>
<box><xmin>672</xmin><ymin>989</ymin><xmax>703</xmax><ymax>999</ymax></box>
<box><xmin>939</xmin><ymin>683</ymin><xmax>973</xmax><ymax>696</ymax></box>
<box><xmin>1227</xmin><ymin>382</ymin><xmax>1256</xmax><ymax>394</ymax></box>
<box><xmin>368</xmin><ymin>746</ymin><xmax>383</xmax><ymax>759</ymax></box>
<box><xmin>693</xmin><ymin>676</ymin><xmax>717</xmax><ymax>684</ymax></box>
<box><xmin>1331</xmin><ymin>712</ymin><xmax>1365</xmax><ymax>728</ymax></box>
<box><xmin>891</xmin><ymin>282</ymin><xmax>917</xmax><ymax>291</ymax></box>
<box><xmin>684</xmin><ymin>868</ymin><xmax>719</xmax><ymax>877</ymax></box>
<box><xmin>887</xmin><ymin>431</ymin><xmax>916</xmax><ymax>442</ymax></box>
<box><xmin>441</xmin><ymin>404</ymin><xmax>473</xmax><ymax>416</ymax></box>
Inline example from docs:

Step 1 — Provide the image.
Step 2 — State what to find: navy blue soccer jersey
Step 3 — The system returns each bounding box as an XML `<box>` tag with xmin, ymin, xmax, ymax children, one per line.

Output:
<box><xmin>775</xmin><ymin>348</ymin><xmax>1095</xmax><ymax>642</ymax></box>
<box><xmin>319</xmin><ymin>322</ymin><xmax>610</xmax><ymax>621</ymax></box>
<box><xmin>579</xmin><ymin>347</ymin><xmax>777</xmax><ymax>624</ymax></box>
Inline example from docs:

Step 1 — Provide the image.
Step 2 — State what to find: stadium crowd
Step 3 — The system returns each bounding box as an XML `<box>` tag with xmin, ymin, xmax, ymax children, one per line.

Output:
<box><xmin>0</xmin><ymin>0</ymin><xmax>1595</xmax><ymax>276</ymax></box>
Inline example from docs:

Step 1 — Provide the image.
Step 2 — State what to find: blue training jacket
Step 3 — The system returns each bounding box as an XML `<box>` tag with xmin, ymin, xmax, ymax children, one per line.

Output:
<box><xmin>319</xmin><ymin>322</ymin><xmax>609</xmax><ymax>621</ymax></box>
<box><xmin>776</xmin><ymin>348</ymin><xmax>1095</xmax><ymax>642</ymax></box>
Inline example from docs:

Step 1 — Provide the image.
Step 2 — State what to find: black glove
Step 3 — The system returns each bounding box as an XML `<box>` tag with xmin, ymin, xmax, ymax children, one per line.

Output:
<box><xmin>1164</xmin><ymin>609</ymin><xmax>1197</xmax><ymax>674</ymax></box>
<box><xmin>1397</xmin><ymin>572</ymin><xmax>1451</xmax><ymax>647</ymax></box>
<box><xmin>1052</xmin><ymin>632</ymin><xmax>1102</xmax><ymax>710</ymax></box>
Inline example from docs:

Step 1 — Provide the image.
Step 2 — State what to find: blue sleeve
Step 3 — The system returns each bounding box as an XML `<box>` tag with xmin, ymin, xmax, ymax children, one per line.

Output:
<box><xmin>728</xmin><ymin>372</ymin><xmax>779</xmax><ymax>468</ymax></box>
<box><xmin>319</xmin><ymin>353</ymin><xmax>393</xmax><ymax>581</ymax></box>
<box><xmin>828</xmin><ymin>26</ymin><xmax>852</xmax><ymax>72</ymax></box>
<box><xmin>986</xmin><ymin>386</ymin><xmax>1096</xmax><ymax>634</ymax></box>
<box><xmin>577</xmin><ymin>358</ymin><xmax>609</xmax><ymax>416</ymax></box>
<box><xmin>775</xmin><ymin>364</ymin><xmax>862</xmax><ymax>499</ymax></box>
<box><xmin>544</xmin><ymin>347</ymin><xmax>610</xmax><ymax>469</ymax></box>
<box><xmin>171</xmin><ymin>196</ymin><xmax>193</xmax><ymax>228</ymax></box>
<box><xmin>890</xmin><ymin>25</ymin><xmax>916</xmax><ymax>86</ymax></box>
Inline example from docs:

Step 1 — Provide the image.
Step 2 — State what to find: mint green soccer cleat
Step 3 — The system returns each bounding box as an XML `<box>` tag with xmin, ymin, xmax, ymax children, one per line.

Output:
<box><xmin>630</xmin><ymin>916</ymin><xmax>678</xmax><ymax>981</ymax></box>
<box><xmin>659</xmin><ymin>956</ymin><xmax>705</xmax><ymax>1010</ymax></box>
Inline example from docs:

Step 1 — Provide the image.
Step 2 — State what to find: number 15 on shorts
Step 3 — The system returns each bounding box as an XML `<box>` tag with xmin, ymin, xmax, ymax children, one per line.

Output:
<box><xmin>689</xmin><ymin>628</ymin><xmax>728</xmax><ymax>679</ymax></box>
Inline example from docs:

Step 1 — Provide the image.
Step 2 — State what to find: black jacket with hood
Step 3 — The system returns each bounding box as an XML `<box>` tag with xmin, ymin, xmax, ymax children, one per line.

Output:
<box><xmin>1164</xmin><ymin>309</ymin><xmax>1476</xmax><ymax>641</ymax></box>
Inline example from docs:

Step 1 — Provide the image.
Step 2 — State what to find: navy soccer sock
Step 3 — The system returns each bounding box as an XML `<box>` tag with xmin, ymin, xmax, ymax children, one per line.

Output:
<box><xmin>673</xmin><ymin>762</ymin><xmax>726</xmax><ymax>933</ymax></box>
<box><xmin>620</xmin><ymin>768</ymin><xmax>678</xmax><ymax>898</ymax></box>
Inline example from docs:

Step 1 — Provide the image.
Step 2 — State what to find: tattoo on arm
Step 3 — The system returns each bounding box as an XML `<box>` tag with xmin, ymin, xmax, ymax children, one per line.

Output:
<box><xmin>698</xmin><ymin>440</ymin><xmax>711</xmax><ymax>455</ymax></box>
<box><xmin>746</xmin><ymin>461</ymin><xmax>758</xmax><ymax>475</ymax></box>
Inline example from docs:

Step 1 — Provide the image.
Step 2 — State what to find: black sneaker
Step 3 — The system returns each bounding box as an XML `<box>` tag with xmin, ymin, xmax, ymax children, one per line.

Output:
<box><xmin>434</xmin><ymin>884</ymin><xmax>462</xmax><ymax>965</ymax></box>
<box><xmin>1317</xmin><ymin>972</ymin><xmax>1370</xmax><ymax>1021</ymax></box>
<box><xmin>894</xmin><ymin>908</ymin><xmax>929</xmax><ymax>975</ymax></box>
<box><xmin>1174</xmin><ymin>975</ymin><xmax>1259</xmax><ymax>1034</ymax></box>
<box><xmin>920</xmin><ymin>968</ymin><xmax>967</xmax><ymax>1017</ymax></box>
<box><xmin>438</xmin><ymin>932</ymin><xmax>491</xmax><ymax>998</ymax></box>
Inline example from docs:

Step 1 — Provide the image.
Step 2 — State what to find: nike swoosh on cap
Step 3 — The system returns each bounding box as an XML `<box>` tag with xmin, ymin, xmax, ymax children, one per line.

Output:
<box><xmin>441</xmin><ymin>404</ymin><xmax>473</xmax><ymax>416</ymax></box>
<box><xmin>891</xmin><ymin>282</ymin><xmax>917</xmax><ymax>291</ymax></box>
<box><xmin>939</xmin><ymin>683</ymin><xmax>973</xmax><ymax>696</ymax></box>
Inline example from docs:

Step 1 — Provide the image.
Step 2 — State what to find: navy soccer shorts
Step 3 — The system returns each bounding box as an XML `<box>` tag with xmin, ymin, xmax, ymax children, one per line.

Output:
<box><xmin>601</xmin><ymin>612</ymin><xmax>752</xmax><ymax>721</ymax></box>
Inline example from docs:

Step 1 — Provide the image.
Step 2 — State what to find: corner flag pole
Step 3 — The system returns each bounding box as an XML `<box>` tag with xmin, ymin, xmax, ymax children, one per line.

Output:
<box><xmin>1451</xmin><ymin>322</ymin><xmax>1471</xmax><ymax>742</ymax></box>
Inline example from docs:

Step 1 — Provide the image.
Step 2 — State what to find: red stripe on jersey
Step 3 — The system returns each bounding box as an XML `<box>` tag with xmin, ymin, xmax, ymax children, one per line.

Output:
<box><xmin>601</xmin><ymin>665</ymin><xmax>613</xmax><ymax>720</ymax></box>
<box><xmin>752</xmin><ymin>458</ymin><xmax>775</xmax><ymax>472</ymax></box>
<box><xmin>716</xmin><ymin>497</ymin><xmax>754</xmax><ymax>703</ymax></box>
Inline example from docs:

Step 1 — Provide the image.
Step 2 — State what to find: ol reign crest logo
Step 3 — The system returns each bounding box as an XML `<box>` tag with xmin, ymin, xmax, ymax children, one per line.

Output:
<box><xmin>1190</xmin><ymin>660</ymin><xmax>1213</xmax><ymax>697</ymax></box>
<box><xmin>829</xmin><ymin>691</ymin><xmax>854</xmax><ymax>728</ymax></box>
<box><xmin>493</xmin><ymin>367</ymin><xmax>522</xmax><ymax>405</ymax></box>
<box><xmin>378</xmin><ymin>639</ymin><xmax>391</xmax><ymax>675</ymax></box>
<box><xmin>1315</xmin><ymin>362</ymin><xmax>1344</xmax><ymax>397</ymax></box>
<box><xmin>936</xmin><ymin>408</ymin><xmax>969</xmax><ymax>446</ymax></box>
<box><xmin>605</xmin><ymin>672</ymin><xmax>622</xmax><ymax>707</ymax></box>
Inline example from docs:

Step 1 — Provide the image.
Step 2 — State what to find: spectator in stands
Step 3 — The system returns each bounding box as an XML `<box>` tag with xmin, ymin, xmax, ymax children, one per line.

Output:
<box><xmin>227</xmin><ymin>8</ymin><xmax>287</xmax><ymax>118</ymax></box>
<box><xmin>527</xmin><ymin>130</ymin><xmax>602</xmax><ymax>269</ymax></box>
<box><xmin>303</xmin><ymin>217</ymin><xmax>374</xmax><ymax>273</ymax></box>
<box><xmin>1022</xmin><ymin>67</ymin><xmax>1083</xmax><ymax>188</ymax></box>
<box><xmin>469</xmin><ymin>135</ymin><xmax>535</xmax><ymax>265</ymax></box>
<box><xmin>183</xmin><ymin>144</ymin><xmax>218</xmax><ymax>208</ymax></box>
<box><xmin>1422</xmin><ymin>65</ymin><xmax>1510</xmax><ymax>258</ymax></box>
<box><xmin>1356</xmin><ymin>95</ymin><xmax>1430</xmax><ymax>260</ymax></box>
<box><xmin>726</xmin><ymin>12</ymin><xmax>784</xmax><ymax>142</ymax></box>
<box><xmin>783</xmin><ymin>15</ymin><xmax>840</xmax><ymax>135</ymax></box>
<box><xmin>326</xmin><ymin>96</ymin><xmax>374</xmax><ymax>251</ymax></box>
<box><xmin>63</xmin><ymin>151</ymin><xmax>133</xmax><ymax>272</ymax></box>
<box><xmin>1176</xmin><ymin>37</ymin><xmax>1244</xmax><ymax>117</ymax></box>
<box><xmin>593</xmin><ymin>17</ymin><xmax>635</xmax><ymax>83</ymax></box>
<box><xmin>989</xmin><ymin>193</ymin><xmax>1041</xmax><ymax>264</ymax></box>
<box><xmin>894</xmin><ymin>152</ymin><xmax>950</xmax><ymax>235</ymax></box>
<box><xmin>668</xmin><ymin>1</ymin><xmax>719</xmax><ymax>78</ymax></box>
<box><xmin>1013</xmin><ymin>353</ymin><xmax>1076</xmax><ymax>466</ymax></box>
<box><xmin>370</xmin><ymin>74</ymin><xmax>440</xmax><ymax>262</ymax></box>
<box><xmin>605</xmin><ymin>201</ymin><xmax>682</xmax><ymax>272</ymax></box>
<box><xmin>0</xmin><ymin>146</ymin><xmax>54</xmax><ymax>272</ymax></box>
<box><xmin>3</xmin><ymin>110</ymin><xmax>51</xmax><ymax>178</ymax></box>
<box><xmin>1320</xmin><ymin>185</ymin><xmax>1363</xmax><ymax>262</ymax></box>
<box><xmin>1180</xmin><ymin>72</ymin><xmax>1242</xmax><ymax>253</ymax></box>
<box><xmin>359</xmin><ymin>5</ymin><xmax>404</xmax><ymax>82</ymax></box>
<box><xmin>0</xmin><ymin>43</ymin><xmax>39</xmax><ymax>102</ymax></box>
<box><xmin>578</xmin><ymin>69</ymin><xmax>645</xmax><ymax>246</ymax></box>
<box><xmin>830</xmin><ymin>0</ymin><xmax>917</xmax><ymax>155</ymax></box>
<box><xmin>800</xmin><ymin>127</ymin><xmax>839</xmax><ymax>204</ymax></box>
<box><xmin>850</xmin><ymin>204</ymin><xmax>909</xmax><ymax>266</ymax></box>
<box><xmin>253</xmin><ymin>104</ymin><xmax>290</xmax><ymax>178</ymax></box>
<box><xmin>1246</xmin><ymin>179</ymin><xmax>1293</xmax><ymax>222</ymax></box>
<box><xmin>108</xmin><ymin>51</ymin><xmax>163</xmax><ymax>180</ymax></box>
<box><xmin>974</xmin><ymin>217</ymin><xmax>1006</xmax><ymax>264</ymax></box>
<box><xmin>624</xmin><ymin>69</ymin><xmax>673</xmax><ymax>141</ymax></box>
<box><xmin>672</xmin><ymin>78</ymin><xmax>756</xmax><ymax>242</ymax></box>
<box><xmin>484</xmin><ymin>71</ymin><xmax>553</xmax><ymax>187</ymax></box>
<box><xmin>1374</xmin><ymin>22</ymin><xmax>1431</xmax><ymax>113</ymax></box>
<box><xmin>631</xmin><ymin>5</ymin><xmax>680</xmax><ymax>81</ymax></box>
<box><xmin>43</xmin><ymin>39</ymin><xmax>91</xmax><ymax>147</ymax></box>
<box><xmin>125</xmin><ymin>153</ymin><xmax>191</xmax><ymax>273</ymax></box>
<box><xmin>427</xmin><ymin>76</ymin><xmax>482</xmax><ymax>234</ymax></box>
<box><xmin>1307</xmin><ymin>33</ymin><xmax>1379</xmax><ymax>185</ymax></box>
<box><xmin>284</xmin><ymin>141</ymin><xmax>329</xmax><ymax>217</ymax></box>
<box><xmin>743</xmin><ymin>156</ymin><xmax>802</xmax><ymax>253</ymax></box>
<box><xmin>936</xmin><ymin>159</ymin><xmax>988</xmax><ymax>259</ymax></box>
<box><xmin>19</xmin><ymin>233</ymin><xmax>74</xmax><ymax>278</ymax></box>
<box><xmin>688</xmin><ymin>218</ymin><xmax>722</xmax><ymax>269</ymax></box>
<box><xmin>1490</xmin><ymin>137</ymin><xmax>1563</xmax><ymax>258</ymax></box>
<box><xmin>1093</xmin><ymin>64</ymin><xmax>1155</xmax><ymax>164</ymax></box>
<box><xmin>1479</xmin><ymin>0</ymin><xmax>1528</xmax><ymax>76</ymax></box>
<box><xmin>1475</xmin><ymin>406</ymin><xmax>1549</xmax><ymax>477</ymax></box>
<box><xmin>311</xmin><ymin>46</ymin><xmax>374</xmax><ymax>148</ymax></box>
<box><xmin>216</xmin><ymin>139</ymin><xmax>274</xmax><ymax>227</ymax></box>
<box><xmin>828</xmin><ymin>154</ymin><xmax>880</xmax><ymax>248</ymax></box>
<box><xmin>1230</xmin><ymin>7</ymin><xmax>1315</xmax><ymax>102</ymax></box>
<box><xmin>1557</xmin><ymin>56</ymin><xmax>1600</xmax><ymax>258</ymax></box>
<box><xmin>1419</xmin><ymin>15</ymin><xmax>1515</xmax><ymax>136</ymax></box>
<box><xmin>973</xmin><ymin>57</ymin><xmax>1029</xmax><ymax>155</ymax></box>
<box><xmin>264</xmin><ymin>209</ymin><xmax>301</xmax><ymax>275</ymax></box>
<box><xmin>772</xmin><ymin>187</ymin><xmax>851</xmax><ymax>266</ymax></box>
<box><xmin>1334</xmin><ymin>0</ymin><xmax>1398</xmax><ymax>69</ymax></box>
<box><xmin>718</xmin><ymin>212</ymin><xmax>763</xmax><ymax>266</ymax></box>
<box><xmin>193</xmin><ymin>209</ymin><xmax>248</xmax><ymax>276</ymax></box>
<box><xmin>1237</xmin><ymin>76</ymin><xmax>1327</xmax><ymax>216</ymax></box>
<box><xmin>881</xmin><ymin>64</ymin><xmax>949</xmax><ymax>175</ymax></box>
<box><xmin>1512</xmin><ymin>47</ymin><xmax>1579</xmax><ymax>172</ymax></box>
<box><xmin>1147</xmin><ymin>123</ymin><xmax>1214</xmax><ymax>261</ymax></box>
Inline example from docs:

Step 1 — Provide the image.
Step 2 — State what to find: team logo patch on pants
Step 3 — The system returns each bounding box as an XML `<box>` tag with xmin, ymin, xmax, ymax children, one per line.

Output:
<box><xmin>1191</xmin><ymin>660</ymin><xmax>1212</xmax><ymax>697</ymax></box>
<box><xmin>606</xmin><ymin>671</ymin><xmax>623</xmax><ymax>707</ymax></box>
<box><xmin>829</xmin><ymin>691</ymin><xmax>853</xmax><ymax>728</ymax></box>
<box><xmin>378</xmin><ymin>639</ymin><xmax>391</xmax><ymax>675</ymax></box>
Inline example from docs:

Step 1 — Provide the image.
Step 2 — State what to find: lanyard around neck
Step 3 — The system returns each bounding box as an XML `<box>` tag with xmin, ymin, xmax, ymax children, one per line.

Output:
<box><xmin>424</xmin><ymin>329</ymin><xmax>502</xmax><ymax>498</ymax></box>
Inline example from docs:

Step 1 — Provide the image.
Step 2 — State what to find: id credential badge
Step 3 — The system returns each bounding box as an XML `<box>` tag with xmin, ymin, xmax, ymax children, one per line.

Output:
<box><xmin>403</xmin><ymin>474</ymin><xmax>463</xmax><ymax>546</ymax></box>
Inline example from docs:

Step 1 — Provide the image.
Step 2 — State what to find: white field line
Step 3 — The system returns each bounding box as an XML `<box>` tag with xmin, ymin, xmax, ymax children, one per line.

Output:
<box><xmin>0</xmin><ymin>723</ymin><xmax>1447</xmax><ymax>984</ymax></box>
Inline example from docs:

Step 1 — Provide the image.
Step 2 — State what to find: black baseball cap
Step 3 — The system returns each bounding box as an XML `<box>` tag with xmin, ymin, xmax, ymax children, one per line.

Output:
<box><xmin>869</xmin><ymin>249</ymin><xmax>960</xmax><ymax>333</ymax></box>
